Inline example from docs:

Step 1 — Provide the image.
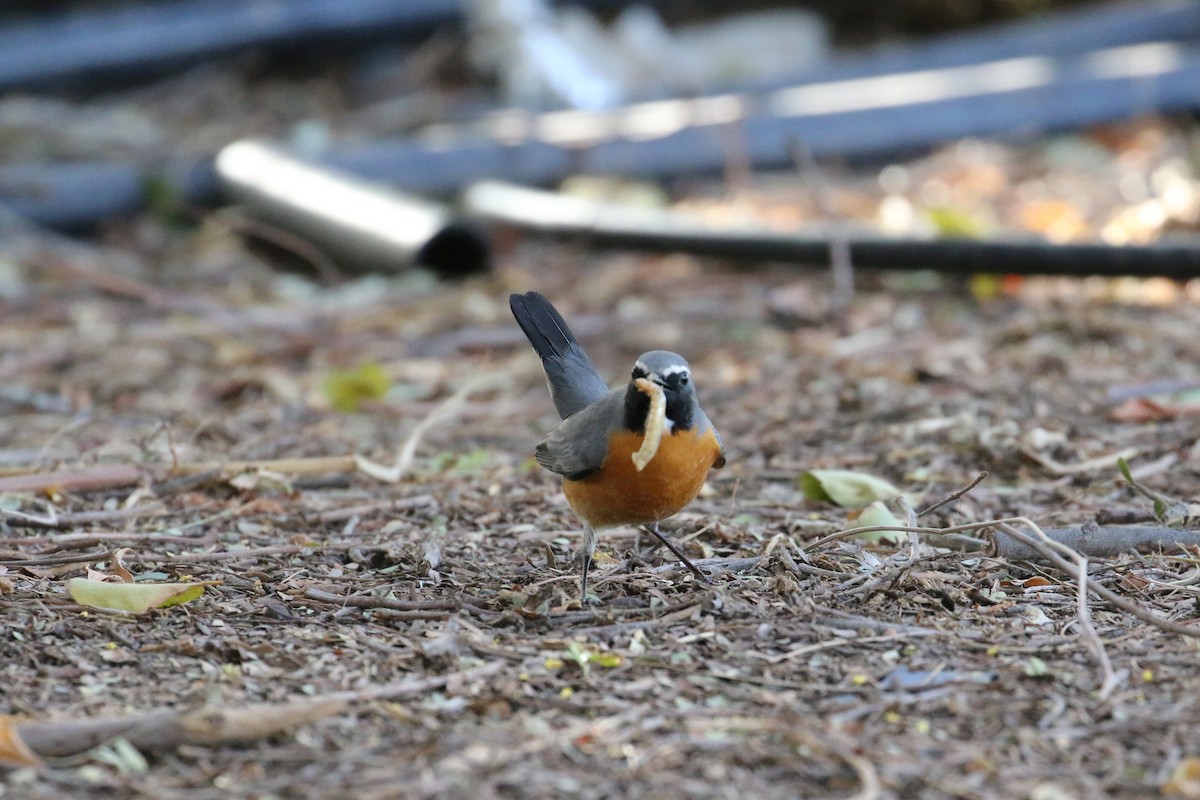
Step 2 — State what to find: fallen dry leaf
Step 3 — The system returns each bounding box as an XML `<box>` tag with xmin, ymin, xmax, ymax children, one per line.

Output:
<box><xmin>1164</xmin><ymin>757</ymin><xmax>1200</xmax><ymax>798</ymax></box>
<box><xmin>1110</xmin><ymin>398</ymin><xmax>1173</xmax><ymax>422</ymax></box>
<box><xmin>0</xmin><ymin>716</ymin><xmax>42</xmax><ymax>768</ymax></box>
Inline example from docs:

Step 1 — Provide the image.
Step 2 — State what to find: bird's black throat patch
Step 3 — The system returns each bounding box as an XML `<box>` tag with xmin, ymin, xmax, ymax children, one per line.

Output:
<box><xmin>623</xmin><ymin>382</ymin><xmax>694</xmax><ymax>433</ymax></box>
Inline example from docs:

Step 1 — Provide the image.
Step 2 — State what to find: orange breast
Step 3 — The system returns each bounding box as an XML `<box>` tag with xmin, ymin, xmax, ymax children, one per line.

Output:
<box><xmin>562</xmin><ymin>426</ymin><xmax>721</xmax><ymax>529</ymax></box>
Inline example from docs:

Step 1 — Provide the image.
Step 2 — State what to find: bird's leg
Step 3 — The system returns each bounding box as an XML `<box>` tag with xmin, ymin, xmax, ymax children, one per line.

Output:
<box><xmin>643</xmin><ymin>523</ymin><xmax>711</xmax><ymax>585</ymax></box>
<box><xmin>580</xmin><ymin>523</ymin><xmax>598</xmax><ymax>603</ymax></box>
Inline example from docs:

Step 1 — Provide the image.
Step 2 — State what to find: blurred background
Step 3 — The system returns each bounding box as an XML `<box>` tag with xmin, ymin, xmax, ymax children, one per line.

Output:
<box><xmin>3</xmin><ymin>0</ymin><xmax>1198</xmax><ymax>260</ymax></box>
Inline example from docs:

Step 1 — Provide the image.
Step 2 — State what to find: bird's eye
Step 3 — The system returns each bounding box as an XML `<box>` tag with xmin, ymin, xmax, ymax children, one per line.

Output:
<box><xmin>632</xmin><ymin>366</ymin><xmax>647</xmax><ymax>380</ymax></box>
<box><xmin>679</xmin><ymin>374</ymin><xmax>690</xmax><ymax>385</ymax></box>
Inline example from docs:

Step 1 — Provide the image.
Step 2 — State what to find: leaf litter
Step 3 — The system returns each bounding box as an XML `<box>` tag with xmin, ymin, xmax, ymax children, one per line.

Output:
<box><xmin>1</xmin><ymin>124</ymin><xmax>1200</xmax><ymax>798</ymax></box>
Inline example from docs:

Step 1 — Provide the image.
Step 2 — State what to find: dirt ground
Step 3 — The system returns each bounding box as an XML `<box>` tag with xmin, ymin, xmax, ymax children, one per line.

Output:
<box><xmin>2</xmin><ymin>75</ymin><xmax>1200</xmax><ymax>799</ymax></box>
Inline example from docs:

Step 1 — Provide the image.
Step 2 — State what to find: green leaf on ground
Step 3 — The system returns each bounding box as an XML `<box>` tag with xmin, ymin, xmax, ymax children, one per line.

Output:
<box><xmin>68</xmin><ymin>579</ymin><xmax>204</xmax><ymax>614</ymax></box>
<box><xmin>801</xmin><ymin>469</ymin><xmax>902</xmax><ymax>508</ymax></box>
<box><xmin>851</xmin><ymin>500</ymin><xmax>904</xmax><ymax>544</ymax></box>
<box><xmin>324</xmin><ymin>361</ymin><xmax>391</xmax><ymax>412</ymax></box>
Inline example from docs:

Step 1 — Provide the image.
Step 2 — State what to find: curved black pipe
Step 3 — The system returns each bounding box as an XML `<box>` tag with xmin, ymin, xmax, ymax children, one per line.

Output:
<box><xmin>464</xmin><ymin>181</ymin><xmax>1200</xmax><ymax>279</ymax></box>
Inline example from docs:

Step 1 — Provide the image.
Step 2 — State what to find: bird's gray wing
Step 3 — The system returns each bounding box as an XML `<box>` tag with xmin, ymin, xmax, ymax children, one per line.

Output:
<box><xmin>697</xmin><ymin>406</ymin><xmax>726</xmax><ymax>468</ymax></box>
<box><xmin>534</xmin><ymin>389</ymin><xmax>624</xmax><ymax>480</ymax></box>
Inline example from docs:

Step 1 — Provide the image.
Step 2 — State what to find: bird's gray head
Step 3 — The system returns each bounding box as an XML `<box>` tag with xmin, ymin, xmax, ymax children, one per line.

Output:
<box><xmin>632</xmin><ymin>350</ymin><xmax>691</xmax><ymax>391</ymax></box>
<box><xmin>625</xmin><ymin>350</ymin><xmax>697</xmax><ymax>431</ymax></box>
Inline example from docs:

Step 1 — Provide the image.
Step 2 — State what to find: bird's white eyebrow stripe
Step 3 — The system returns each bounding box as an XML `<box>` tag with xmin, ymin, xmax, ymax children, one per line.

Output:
<box><xmin>634</xmin><ymin>361</ymin><xmax>689</xmax><ymax>377</ymax></box>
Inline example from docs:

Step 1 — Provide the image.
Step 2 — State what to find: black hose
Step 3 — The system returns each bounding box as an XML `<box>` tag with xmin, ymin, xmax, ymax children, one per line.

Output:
<box><xmin>464</xmin><ymin>181</ymin><xmax>1200</xmax><ymax>279</ymax></box>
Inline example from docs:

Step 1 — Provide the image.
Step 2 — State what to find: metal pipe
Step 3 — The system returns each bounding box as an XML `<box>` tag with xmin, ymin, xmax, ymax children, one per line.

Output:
<box><xmin>215</xmin><ymin>140</ymin><xmax>488</xmax><ymax>276</ymax></box>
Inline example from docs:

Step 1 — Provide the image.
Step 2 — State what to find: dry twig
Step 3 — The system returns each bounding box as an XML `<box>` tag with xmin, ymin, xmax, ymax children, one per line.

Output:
<box><xmin>0</xmin><ymin>456</ymin><xmax>366</xmax><ymax>496</ymax></box>
<box><xmin>997</xmin><ymin>524</ymin><xmax>1200</xmax><ymax>560</ymax></box>
<box><xmin>647</xmin><ymin>555</ymin><xmax>764</xmax><ymax>576</ymax></box>
<box><xmin>356</xmin><ymin>377</ymin><xmax>498</xmax><ymax>482</ymax></box>
<box><xmin>918</xmin><ymin>471</ymin><xmax>988</xmax><ymax>517</ymax></box>
<box><xmin>14</xmin><ymin>661</ymin><xmax>506</xmax><ymax>759</ymax></box>
<box><xmin>808</xmin><ymin>517</ymin><xmax>1200</xmax><ymax>646</ymax></box>
<box><xmin>993</xmin><ymin>520</ymin><xmax>1200</xmax><ymax>640</ymax></box>
<box><xmin>845</xmin><ymin>755</ymin><xmax>884</xmax><ymax>800</ymax></box>
<box><xmin>1019</xmin><ymin>445</ymin><xmax>1139</xmax><ymax>476</ymax></box>
<box><xmin>303</xmin><ymin>587</ymin><xmax>458</xmax><ymax>615</ymax></box>
<box><xmin>0</xmin><ymin>465</ymin><xmax>143</xmax><ymax>495</ymax></box>
<box><xmin>168</xmin><ymin>456</ymin><xmax>358</xmax><ymax>477</ymax></box>
<box><xmin>807</xmin><ymin>519</ymin><xmax>1200</xmax><ymax>560</ymax></box>
<box><xmin>994</xmin><ymin>520</ymin><xmax>1122</xmax><ymax>698</ymax></box>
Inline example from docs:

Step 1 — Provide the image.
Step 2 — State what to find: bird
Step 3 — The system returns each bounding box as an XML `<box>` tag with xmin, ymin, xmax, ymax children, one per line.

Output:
<box><xmin>509</xmin><ymin>290</ymin><xmax>725</xmax><ymax>601</ymax></box>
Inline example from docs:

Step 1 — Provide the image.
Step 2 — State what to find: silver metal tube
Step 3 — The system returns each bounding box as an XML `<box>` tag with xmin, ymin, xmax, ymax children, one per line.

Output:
<box><xmin>216</xmin><ymin>139</ymin><xmax>488</xmax><ymax>276</ymax></box>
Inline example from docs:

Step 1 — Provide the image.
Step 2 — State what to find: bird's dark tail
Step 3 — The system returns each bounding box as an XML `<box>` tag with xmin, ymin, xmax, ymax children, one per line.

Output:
<box><xmin>509</xmin><ymin>291</ymin><xmax>609</xmax><ymax>419</ymax></box>
<box><xmin>509</xmin><ymin>291</ymin><xmax>578</xmax><ymax>361</ymax></box>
